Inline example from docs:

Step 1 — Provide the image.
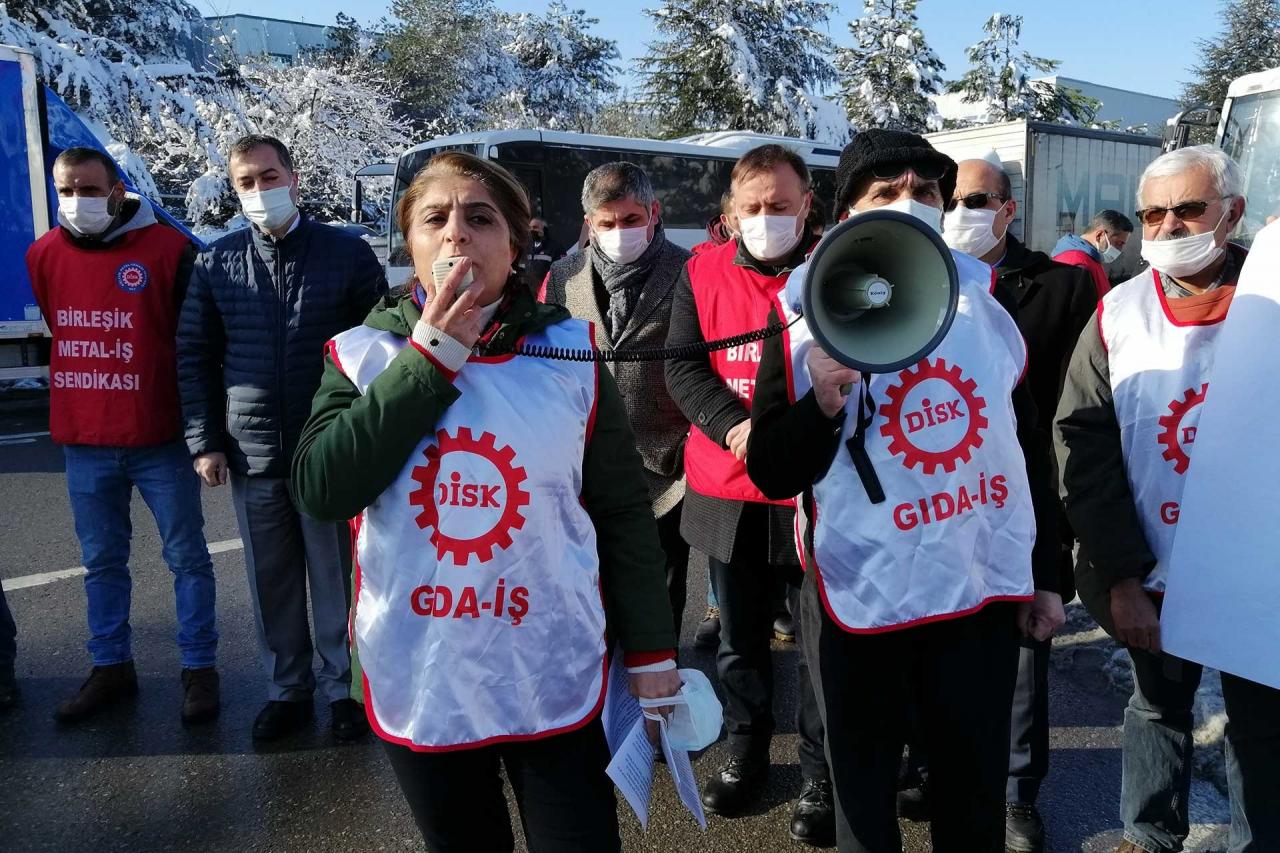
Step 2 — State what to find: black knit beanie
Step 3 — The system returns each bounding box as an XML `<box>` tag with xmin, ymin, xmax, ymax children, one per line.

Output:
<box><xmin>832</xmin><ymin>129</ymin><xmax>957</xmax><ymax>219</ymax></box>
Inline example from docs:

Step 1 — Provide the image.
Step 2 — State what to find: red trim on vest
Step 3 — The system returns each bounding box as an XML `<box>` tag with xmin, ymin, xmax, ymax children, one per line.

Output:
<box><xmin>585</xmin><ymin>324</ymin><xmax>600</xmax><ymax>446</ymax></box>
<box><xmin>362</xmin><ymin>659</ymin><xmax>609</xmax><ymax>753</ymax></box>
<box><xmin>1096</xmin><ymin>298</ymin><xmax>1108</xmax><ymax>353</ymax></box>
<box><xmin>325</xmin><ymin>338</ymin><xmax>348</xmax><ymax>378</ymax></box>
<box><xmin>355</xmin><ymin>537</ymin><xmax>611</xmax><ymax>752</ymax></box>
<box><xmin>776</xmin><ymin>295</ymin><xmax>798</xmax><ymax>405</ymax></box>
<box><xmin>988</xmin><ymin>266</ymin><xmax>998</xmax><ymax>295</ymax></box>
<box><xmin>1152</xmin><ymin>273</ymin><xmax>1235</xmax><ymax>327</ymax></box>
<box><xmin>1054</xmin><ymin>250</ymin><xmax>1111</xmax><ymax>300</ymax></box>
<box><xmin>808</xmin><ymin>499</ymin><xmax>1032</xmax><ymax>633</ymax></box>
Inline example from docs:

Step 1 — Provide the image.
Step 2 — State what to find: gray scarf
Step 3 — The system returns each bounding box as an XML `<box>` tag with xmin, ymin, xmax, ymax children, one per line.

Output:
<box><xmin>590</xmin><ymin>222</ymin><xmax>666</xmax><ymax>337</ymax></box>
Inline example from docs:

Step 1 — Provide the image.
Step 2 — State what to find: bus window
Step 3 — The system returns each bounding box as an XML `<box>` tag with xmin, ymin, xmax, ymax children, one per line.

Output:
<box><xmin>811</xmin><ymin>168</ymin><xmax>838</xmax><ymax>224</ymax></box>
<box><xmin>508</xmin><ymin>166</ymin><xmax>545</xmax><ymax>219</ymax></box>
<box><xmin>631</xmin><ymin>154</ymin><xmax>734</xmax><ymax>232</ymax></box>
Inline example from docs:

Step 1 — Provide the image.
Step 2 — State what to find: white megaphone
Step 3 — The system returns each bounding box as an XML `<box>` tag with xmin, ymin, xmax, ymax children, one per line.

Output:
<box><xmin>801</xmin><ymin>209</ymin><xmax>959</xmax><ymax>373</ymax></box>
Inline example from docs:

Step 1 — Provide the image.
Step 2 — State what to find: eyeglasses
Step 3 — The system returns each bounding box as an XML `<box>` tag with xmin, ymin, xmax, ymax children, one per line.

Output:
<box><xmin>1134</xmin><ymin>197</ymin><xmax>1229</xmax><ymax>227</ymax></box>
<box><xmin>944</xmin><ymin>192</ymin><xmax>1008</xmax><ymax>212</ymax></box>
<box><xmin>870</xmin><ymin>161</ymin><xmax>949</xmax><ymax>183</ymax></box>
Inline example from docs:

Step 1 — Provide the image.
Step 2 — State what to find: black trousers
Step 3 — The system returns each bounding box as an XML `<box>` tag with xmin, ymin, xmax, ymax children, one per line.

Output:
<box><xmin>710</xmin><ymin>509</ymin><xmax>827</xmax><ymax>780</ymax></box>
<box><xmin>799</xmin><ymin>571</ymin><xmax>1020</xmax><ymax>853</ymax></box>
<box><xmin>1007</xmin><ymin>635</ymin><xmax>1050</xmax><ymax>804</ymax></box>
<box><xmin>656</xmin><ymin>501</ymin><xmax>691</xmax><ymax>640</ymax></box>
<box><xmin>383</xmin><ymin>718</ymin><xmax>620</xmax><ymax>853</ymax></box>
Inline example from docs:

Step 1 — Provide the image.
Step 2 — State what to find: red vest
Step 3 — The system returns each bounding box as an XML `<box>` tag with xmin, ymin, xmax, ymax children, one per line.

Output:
<box><xmin>26</xmin><ymin>224</ymin><xmax>190</xmax><ymax>447</ymax></box>
<box><xmin>1053</xmin><ymin>249</ymin><xmax>1111</xmax><ymax>300</ymax></box>
<box><xmin>683</xmin><ymin>240</ymin><xmax>795</xmax><ymax>505</ymax></box>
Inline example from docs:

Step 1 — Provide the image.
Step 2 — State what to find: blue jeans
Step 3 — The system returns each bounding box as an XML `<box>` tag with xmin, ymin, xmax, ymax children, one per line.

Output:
<box><xmin>64</xmin><ymin>441</ymin><xmax>217</xmax><ymax>669</ymax></box>
<box><xmin>1122</xmin><ymin>648</ymin><xmax>1280</xmax><ymax>852</ymax></box>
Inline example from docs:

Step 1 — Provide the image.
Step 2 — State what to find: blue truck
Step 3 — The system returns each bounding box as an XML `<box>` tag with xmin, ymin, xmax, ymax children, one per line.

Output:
<box><xmin>0</xmin><ymin>44</ymin><xmax>197</xmax><ymax>381</ymax></box>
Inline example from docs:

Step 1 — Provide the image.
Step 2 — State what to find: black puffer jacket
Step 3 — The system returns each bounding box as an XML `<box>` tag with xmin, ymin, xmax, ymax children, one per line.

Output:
<box><xmin>178</xmin><ymin>216</ymin><xmax>387</xmax><ymax>477</ymax></box>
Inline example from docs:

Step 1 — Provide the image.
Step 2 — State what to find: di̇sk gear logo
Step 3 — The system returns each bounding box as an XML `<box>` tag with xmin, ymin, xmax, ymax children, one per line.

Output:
<box><xmin>115</xmin><ymin>262</ymin><xmax>149</xmax><ymax>293</ymax></box>
<box><xmin>1157</xmin><ymin>383</ymin><xmax>1208</xmax><ymax>475</ymax></box>
<box><xmin>879</xmin><ymin>358</ymin><xmax>988</xmax><ymax>475</ymax></box>
<box><xmin>408</xmin><ymin>428</ymin><xmax>531</xmax><ymax>565</ymax></box>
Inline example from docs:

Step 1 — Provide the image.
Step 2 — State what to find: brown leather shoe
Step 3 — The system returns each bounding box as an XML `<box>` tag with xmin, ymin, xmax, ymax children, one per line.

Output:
<box><xmin>181</xmin><ymin>667</ymin><xmax>220</xmax><ymax>725</ymax></box>
<box><xmin>54</xmin><ymin>661</ymin><xmax>138</xmax><ymax>723</ymax></box>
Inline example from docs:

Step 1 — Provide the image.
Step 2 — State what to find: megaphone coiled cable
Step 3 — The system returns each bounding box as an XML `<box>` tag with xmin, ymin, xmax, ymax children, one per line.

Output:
<box><xmin>500</xmin><ymin>314</ymin><xmax>803</xmax><ymax>363</ymax></box>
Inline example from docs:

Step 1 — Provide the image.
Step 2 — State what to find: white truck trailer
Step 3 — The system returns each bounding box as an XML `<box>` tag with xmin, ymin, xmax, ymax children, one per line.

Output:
<box><xmin>926</xmin><ymin>120</ymin><xmax>1164</xmax><ymax>281</ymax></box>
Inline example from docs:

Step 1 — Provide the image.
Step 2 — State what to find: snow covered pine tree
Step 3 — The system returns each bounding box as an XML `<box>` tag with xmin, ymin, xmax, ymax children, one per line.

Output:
<box><xmin>835</xmin><ymin>0</ymin><xmax>945</xmax><ymax>133</ymax></box>
<box><xmin>947</xmin><ymin>13</ymin><xmax>1098</xmax><ymax>126</ymax></box>
<box><xmin>639</xmin><ymin>0</ymin><xmax>850</xmax><ymax>143</ymax></box>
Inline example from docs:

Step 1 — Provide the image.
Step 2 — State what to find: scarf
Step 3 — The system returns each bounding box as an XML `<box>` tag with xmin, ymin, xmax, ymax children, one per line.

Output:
<box><xmin>590</xmin><ymin>221</ymin><xmax>666</xmax><ymax>338</ymax></box>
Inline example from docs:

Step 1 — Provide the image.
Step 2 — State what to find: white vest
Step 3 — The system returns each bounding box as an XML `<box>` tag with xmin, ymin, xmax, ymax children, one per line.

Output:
<box><xmin>1100</xmin><ymin>270</ymin><xmax>1227</xmax><ymax>592</ymax></box>
<box><xmin>781</xmin><ymin>250</ymin><xmax>1035</xmax><ymax>631</ymax></box>
<box><xmin>332</xmin><ymin>319</ymin><xmax>607</xmax><ymax>750</ymax></box>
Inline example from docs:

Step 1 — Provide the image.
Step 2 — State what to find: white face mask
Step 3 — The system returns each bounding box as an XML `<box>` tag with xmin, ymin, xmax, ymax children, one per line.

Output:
<box><xmin>594</xmin><ymin>223</ymin><xmax>652</xmax><ymax>265</ymax></box>
<box><xmin>943</xmin><ymin>204</ymin><xmax>1008</xmax><ymax>258</ymax></box>
<box><xmin>60</xmin><ymin>195</ymin><xmax>116</xmax><ymax>236</ymax></box>
<box><xmin>637</xmin><ymin>667</ymin><xmax>723</xmax><ymax>753</ymax></box>
<box><xmin>1099</xmin><ymin>234</ymin><xmax>1123</xmax><ymax>264</ymax></box>
<box><xmin>739</xmin><ymin>212</ymin><xmax>804</xmax><ymax>261</ymax></box>
<box><xmin>1140</xmin><ymin>207</ymin><xmax>1230</xmax><ymax>279</ymax></box>
<box><xmin>875</xmin><ymin>197</ymin><xmax>943</xmax><ymax>235</ymax></box>
<box><xmin>239</xmin><ymin>185</ymin><xmax>298</xmax><ymax>231</ymax></box>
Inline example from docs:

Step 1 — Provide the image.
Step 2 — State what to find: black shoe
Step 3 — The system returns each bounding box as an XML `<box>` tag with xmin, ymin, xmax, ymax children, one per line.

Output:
<box><xmin>701</xmin><ymin>753</ymin><xmax>768</xmax><ymax>816</ymax></box>
<box><xmin>896</xmin><ymin>782</ymin><xmax>929</xmax><ymax>821</ymax></box>
<box><xmin>252</xmin><ymin>700</ymin><xmax>314</xmax><ymax>740</ymax></box>
<box><xmin>790</xmin><ymin>778</ymin><xmax>836</xmax><ymax>846</ymax></box>
<box><xmin>54</xmin><ymin>661</ymin><xmax>138</xmax><ymax>723</ymax></box>
<box><xmin>773</xmin><ymin>613</ymin><xmax>795</xmax><ymax>643</ymax></box>
<box><xmin>694</xmin><ymin>607</ymin><xmax>720</xmax><ymax>649</ymax></box>
<box><xmin>180</xmin><ymin>667</ymin><xmax>220</xmax><ymax>725</ymax></box>
<box><xmin>1005</xmin><ymin>802</ymin><xmax>1044</xmax><ymax>853</ymax></box>
<box><xmin>330</xmin><ymin>698</ymin><xmax>368</xmax><ymax>742</ymax></box>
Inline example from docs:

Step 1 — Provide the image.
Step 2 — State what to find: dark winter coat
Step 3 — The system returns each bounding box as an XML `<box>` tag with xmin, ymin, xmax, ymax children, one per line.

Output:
<box><xmin>995</xmin><ymin>236</ymin><xmax>1097</xmax><ymax>599</ymax></box>
<box><xmin>177</xmin><ymin>216</ymin><xmax>387</xmax><ymax>477</ymax></box>
<box><xmin>995</xmin><ymin>235</ymin><xmax>1097</xmax><ymax>438</ymax></box>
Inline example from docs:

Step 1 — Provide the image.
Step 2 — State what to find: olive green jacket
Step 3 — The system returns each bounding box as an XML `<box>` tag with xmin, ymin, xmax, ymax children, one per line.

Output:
<box><xmin>292</xmin><ymin>286</ymin><xmax>676</xmax><ymax>699</ymax></box>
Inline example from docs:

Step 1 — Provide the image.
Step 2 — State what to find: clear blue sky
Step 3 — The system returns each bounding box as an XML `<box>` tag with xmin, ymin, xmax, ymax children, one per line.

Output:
<box><xmin>195</xmin><ymin>0</ymin><xmax>1224</xmax><ymax>101</ymax></box>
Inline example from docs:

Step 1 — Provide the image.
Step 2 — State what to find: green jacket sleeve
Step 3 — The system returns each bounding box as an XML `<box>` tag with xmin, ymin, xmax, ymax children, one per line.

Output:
<box><xmin>292</xmin><ymin>344</ymin><xmax>461</xmax><ymax>521</ymax></box>
<box><xmin>1054</xmin><ymin>313</ymin><xmax>1156</xmax><ymax>589</ymax></box>
<box><xmin>582</xmin><ymin>366</ymin><xmax>678</xmax><ymax>654</ymax></box>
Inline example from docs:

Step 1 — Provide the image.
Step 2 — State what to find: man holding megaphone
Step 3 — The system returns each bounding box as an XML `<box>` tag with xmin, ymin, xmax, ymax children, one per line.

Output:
<box><xmin>746</xmin><ymin>130</ymin><xmax>1063</xmax><ymax>853</ymax></box>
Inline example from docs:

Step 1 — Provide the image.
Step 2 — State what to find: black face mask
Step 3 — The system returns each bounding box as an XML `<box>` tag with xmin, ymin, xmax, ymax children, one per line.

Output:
<box><xmin>531</xmin><ymin>233</ymin><xmax>544</xmax><ymax>244</ymax></box>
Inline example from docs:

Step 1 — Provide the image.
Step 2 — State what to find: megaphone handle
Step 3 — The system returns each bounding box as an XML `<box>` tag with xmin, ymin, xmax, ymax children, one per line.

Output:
<box><xmin>845</xmin><ymin>380</ymin><xmax>886</xmax><ymax>505</ymax></box>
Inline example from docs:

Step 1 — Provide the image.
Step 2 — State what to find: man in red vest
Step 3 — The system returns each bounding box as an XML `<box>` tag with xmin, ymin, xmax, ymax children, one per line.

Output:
<box><xmin>665</xmin><ymin>144</ymin><xmax>832</xmax><ymax>846</ymax></box>
<box><xmin>1051</xmin><ymin>210</ymin><xmax>1134</xmax><ymax>300</ymax></box>
<box><xmin>26</xmin><ymin>147</ymin><xmax>218</xmax><ymax>726</ymax></box>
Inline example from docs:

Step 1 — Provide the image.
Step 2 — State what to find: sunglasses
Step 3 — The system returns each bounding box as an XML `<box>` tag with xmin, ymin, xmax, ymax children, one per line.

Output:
<box><xmin>944</xmin><ymin>191</ymin><xmax>1008</xmax><ymax>213</ymax></box>
<box><xmin>1134</xmin><ymin>197</ymin><xmax>1228</xmax><ymax>227</ymax></box>
<box><xmin>870</xmin><ymin>161</ymin><xmax>949</xmax><ymax>183</ymax></box>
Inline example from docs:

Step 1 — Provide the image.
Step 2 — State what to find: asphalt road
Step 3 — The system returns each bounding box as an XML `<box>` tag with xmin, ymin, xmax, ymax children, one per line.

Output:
<box><xmin>0</xmin><ymin>391</ymin><xmax>1231</xmax><ymax>852</ymax></box>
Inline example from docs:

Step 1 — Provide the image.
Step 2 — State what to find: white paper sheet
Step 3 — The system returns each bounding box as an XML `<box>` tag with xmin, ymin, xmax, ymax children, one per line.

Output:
<box><xmin>602</xmin><ymin>650</ymin><xmax>641</xmax><ymax>756</ymax></box>
<box><xmin>1162</xmin><ymin>221</ymin><xmax>1280</xmax><ymax>689</ymax></box>
<box><xmin>606</xmin><ymin>717</ymin><xmax>656</xmax><ymax>828</ymax></box>
<box><xmin>656</xmin><ymin>716</ymin><xmax>708</xmax><ymax>830</ymax></box>
<box><xmin>601</xmin><ymin>651</ymin><xmax>708</xmax><ymax>829</ymax></box>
